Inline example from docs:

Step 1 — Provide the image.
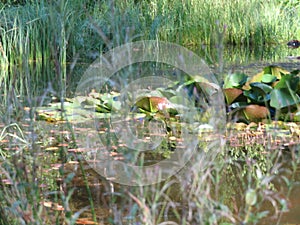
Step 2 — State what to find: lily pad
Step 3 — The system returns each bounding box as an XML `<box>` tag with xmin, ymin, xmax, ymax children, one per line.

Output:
<box><xmin>223</xmin><ymin>73</ymin><xmax>248</xmax><ymax>89</ymax></box>
<box><xmin>249</xmin><ymin>65</ymin><xmax>289</xmax><ymax>83</ymax></box>
<box><xmin>135</xmin><ymin>96</ymin><xmax>171</xmax><ymax>113</ymax></box>
<box><xmin>261</xmin><ymin>74</ymin><xmax>277</xmax><ymax>84</ymax></box>
<box><xmin>270</xmin><ymin>88</ymin><xmax>300</xmax><ymax>109</ymax></box>
<box><xmin>243</xmin><ymin>82</ymin><xmax>272</xmax><ymax>103</ymax></box>
<box><xmin>274</xmin><ymin>74</ymin><xmax>300</xmax><ymax>91</ymax></box>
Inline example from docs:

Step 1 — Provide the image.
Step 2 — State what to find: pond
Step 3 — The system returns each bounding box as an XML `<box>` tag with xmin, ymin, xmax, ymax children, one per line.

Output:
<box><xmin>63</xmin><ymin>152</ymin><xmax>300</xmax><ymax>225</ymax></box>
<box><xmin>1</xmin><ymin>43</ymin><xmax>300</xmax><ymax>224</ymax></box>
<box><xmin>31</xmin><ymin>115</ymin><xmax>299</xmax><ymax>225</ymax></box>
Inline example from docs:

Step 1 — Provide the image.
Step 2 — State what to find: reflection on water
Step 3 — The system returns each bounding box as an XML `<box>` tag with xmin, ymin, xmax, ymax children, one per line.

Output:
<box><xmin>196</xmin><ymin>44</ymin><xmax>300</xmax><ymax>79</ymax></box>
<box><xmin>64</xmin><ymin>151</ymin><xmax>300</xmax><ymax>225</ymax></box>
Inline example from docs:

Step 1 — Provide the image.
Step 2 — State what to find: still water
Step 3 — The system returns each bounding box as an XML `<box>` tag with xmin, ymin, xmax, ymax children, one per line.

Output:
<box><xmin>61</xmin><ymin>44</ymin><xmax>300</xmax><ymax>224</ymax></box>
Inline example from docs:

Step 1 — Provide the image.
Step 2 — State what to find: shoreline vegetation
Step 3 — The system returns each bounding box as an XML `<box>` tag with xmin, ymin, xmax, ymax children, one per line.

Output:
<box><xmin>0</xmin><ymin>1</ymin><xmax>300</xmax><ymax>225</ymax></box>
<box><xmin>1</xmin><ymin>0</ymin><xmax>300</xmax><ymax>99</ymax></box>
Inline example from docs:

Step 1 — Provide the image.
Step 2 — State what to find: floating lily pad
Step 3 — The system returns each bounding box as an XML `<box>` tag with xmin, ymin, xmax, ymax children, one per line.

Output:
<box><xmin>135</xmin><ymin>96</ymin><xmax>171</xmax><ymax>113</ymax></box>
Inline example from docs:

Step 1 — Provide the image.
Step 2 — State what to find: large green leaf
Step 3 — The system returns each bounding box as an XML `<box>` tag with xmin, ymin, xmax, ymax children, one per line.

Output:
<box><xmin>243</xmin><ymin>82</ymin><xmax>272</xmax><ymax>103</ymax></box>
<box><xmin>100</xmin><ymin>93</ymin><xmax>121</xmax><ymax>111</ymax></box>
<box><xmin>270</xmin><ymin>88</ymin><xmax>300</xmax><ymax>109</ymax></box>
<box><xmin>261</xmin><ymin>74</ymin><xmax>277</xmax><ymax>84</ymax></box>
<box><xmin>249</xmin><ymin>82</ymin><xmax>273</xmax><ymax>93</ymax></box>
<box><xmin>223</xmin><ymin>73</ymin><xmax>248</xmax><ymax>89</ymax></box>
<box><xmin>250</xmin><ymin>65</ymin><xmax>289</xmax><ymax>83</ymax></box>
<box><xmin>274</xmin><ymin>74</ymin><xmax>300</xmax><ymax>91</ymax></box>
<box><xmin>263</xmin><ymin>65</ymin><xmax>289</xmax><ymax>78</ymax></box>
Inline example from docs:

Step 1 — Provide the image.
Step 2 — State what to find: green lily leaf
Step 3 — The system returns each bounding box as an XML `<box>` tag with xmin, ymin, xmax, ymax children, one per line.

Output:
<box><xmin>80</xmin><ymin>96</ymin><xmax>99</xmax><ymax>107</ymax></box>
<box><xmin>250</xmin><ymin>82</ymin><xmax>273</xmax><ymax>93</ymax></box>
<box><xmin>95</xmin><ymin>104</ymin><xmax>111</xmax><ymax>113</ymax></box>
<box><xmin>274</xmin><ymin>74</ymin><xmax>300</xmax><ymax>91</ymax></box>
<box><xmin>250</xmin><ymin>65</ymin><xmax>289</xmax><ymax>83</ymax></box>
<box><xmin>263</xmin><ymin>65</ymin><xmax>289</xmax><ymax>78</ymax></box>
<box><xmin>100</xmin><ymin>93</ymin><xmax>121</xmax><ymax>111</ymax></box>
<box><xmin>243</xmin><ymin>83</ymin><xmax>272</xmax><ymax>103</ymax></box>
<box><xmin>223</xmin><ymin>73</ymin><xmax>248</xmax><ymax>89</ymax></box>
<box><xmin>270</xmin><ymin>88</ymin><xmax>300</xmax><ymax>109</ymax></box>
<box><xmin>135</xmin><ymin>96</ymin><xmax>171</xmax><ymax>113</ymax></box>
<box><xmin>261</xmin><ymin>74</ymin><xmax>277</xmax><ymax>84</ymax></box>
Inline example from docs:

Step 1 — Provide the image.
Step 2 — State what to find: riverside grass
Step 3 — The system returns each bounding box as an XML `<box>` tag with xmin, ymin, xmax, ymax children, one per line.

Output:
<box><xmin>0</xmin><ymin>0</ymin><xmax>300</xmax><ymax>103</ymax></box>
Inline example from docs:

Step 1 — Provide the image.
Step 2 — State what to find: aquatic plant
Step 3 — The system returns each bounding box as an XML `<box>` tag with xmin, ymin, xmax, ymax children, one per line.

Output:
<box><xmin>224</xmin><ymin>65</ymin><xmax>300</xmax><ymax>123</ymax></box>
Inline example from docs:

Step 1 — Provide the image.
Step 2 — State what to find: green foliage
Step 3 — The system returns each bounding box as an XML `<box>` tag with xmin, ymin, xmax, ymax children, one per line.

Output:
<box><xmin>223</xmin><ymin>73</ymin><xmax>248</xmax><ymax>89</ymax></box>
<box><xmin>224</xmin><ymin>65</ymin><xmax>300</xmax><ymax>123</ymax></box>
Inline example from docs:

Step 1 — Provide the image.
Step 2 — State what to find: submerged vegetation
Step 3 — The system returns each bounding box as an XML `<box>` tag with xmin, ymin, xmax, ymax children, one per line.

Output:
<box><xmin>0</xmin><ymin>0</ymin><xmax>300</xmax><ymax>224</ymax></box>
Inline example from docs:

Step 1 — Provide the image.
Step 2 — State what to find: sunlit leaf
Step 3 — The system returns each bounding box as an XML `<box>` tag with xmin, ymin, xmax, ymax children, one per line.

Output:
<box><xmin>223</xmin><ymin>73</ymin><xmax>248</xmax><ymax>89</ymax></box>
<box><xmin>270</xmin><ymin>88</ymin><xmax>300</xmax><ymax>109</ymax></box>
<box><xmin>274</xmin><ymin>74</ymin><xmax>300</xmax><ymax>91</ymax></box>
<box><xmin>261</xmin><ymin>74</ymin><xmax>277</xmax><ymax>83</ymax></box>
<box><xmin>250</xmin><ymin>65</ymin><xmax>289</xmax><ymax>83</ymax></box>
<box><xmin>135</xmin><ymin>96</ymin><xmax>171</xmax><ymax>113</ymax></box>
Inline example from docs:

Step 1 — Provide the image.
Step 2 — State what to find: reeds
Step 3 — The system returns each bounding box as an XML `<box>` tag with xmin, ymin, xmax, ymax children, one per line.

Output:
<box><xmin>1</xmin><ymin>0</ymin><xmax>299</xmax><ymax>110</ymax></box>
